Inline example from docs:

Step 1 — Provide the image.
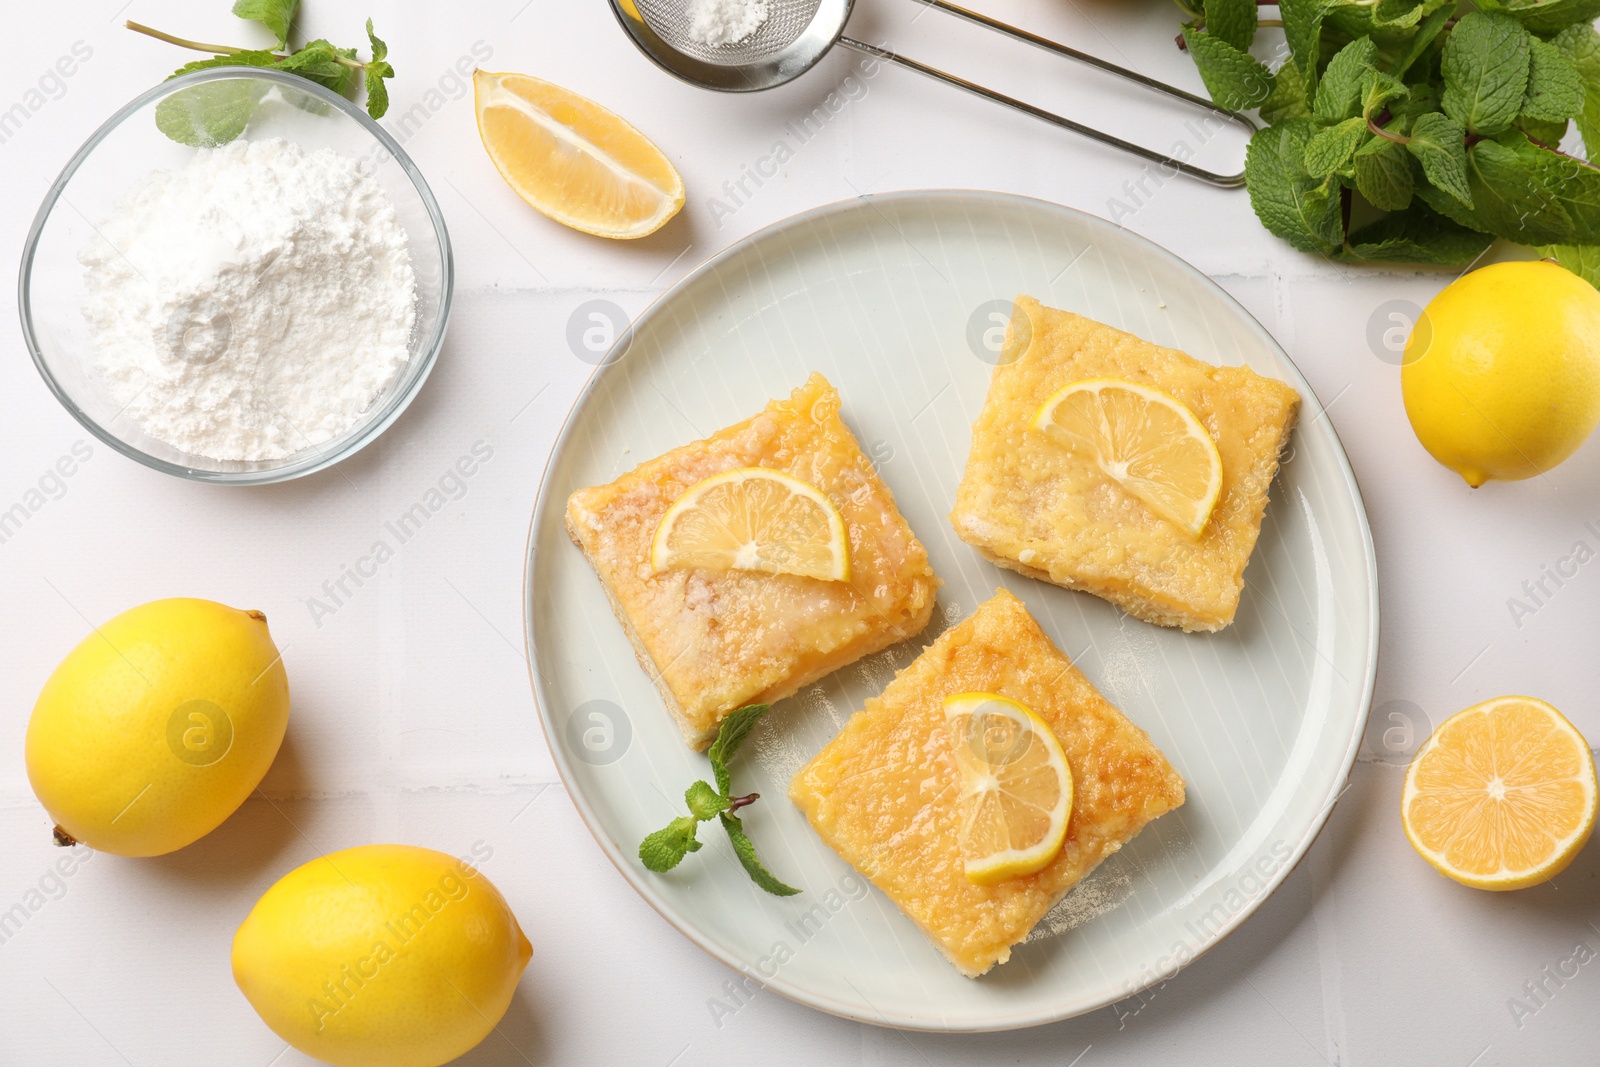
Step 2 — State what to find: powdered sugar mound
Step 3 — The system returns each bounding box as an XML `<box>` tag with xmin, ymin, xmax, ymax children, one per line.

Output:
<box><xmin>1023</xmin><ymin>858</ymin><xmax>1135</xmax><ymax>943</ymax></box>
<box><xmin>687</xmin><ymin>0</ymin><xmax>770</xmax><ymax>47</ymax></box>
<box><xmin>79</xmin><ymin>137</ymin><xmax>416</xmax><ymax>462</ymax></box>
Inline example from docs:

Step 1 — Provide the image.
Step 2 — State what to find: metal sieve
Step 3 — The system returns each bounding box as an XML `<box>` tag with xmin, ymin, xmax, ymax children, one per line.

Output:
<box><xmin>608</xmin><ymin>0</ymin><xmax>1254</xmax><ymax>186</ymax></box>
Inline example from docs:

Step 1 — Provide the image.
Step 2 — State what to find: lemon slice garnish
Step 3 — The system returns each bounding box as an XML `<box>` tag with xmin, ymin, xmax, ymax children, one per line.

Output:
<box><xmin>474</xmin><ymin>70</ymin><xmax>684</xmax><ymax>240</ymax></box>
<box><xmin>1031</xmin><ymin>378</ymin><xmax>1224</xmax><ymax>536</ymax></box>
<box><xmin>1402</xmin><ymin>696</ymin><xmax>1598</xmax><ymax>891</ymax></box>
<box><xmin>944</xmin><ymin>692</ymin><xmax>1073</xmax><ymax>885</ymax></box>
<box><xmin>650</xmin><ymin>468</ymin><xmax>850</xmax><ymax>582</ymax></box>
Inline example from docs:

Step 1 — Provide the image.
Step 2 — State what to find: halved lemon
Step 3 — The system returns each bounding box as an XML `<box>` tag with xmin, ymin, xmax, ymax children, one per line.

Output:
<box><xmin>1402</xmin><ymin>696</ymin><xmax>1598</xmax><ymax>891</ymax></box>
<box><xmin>473</xmin><ymin>69</ymin><xmax>685</xmax><ymax>239</ymax></box>
<box><xmin>944</xmin><ymin>693</ymin><xmax>1073</xmax><ymax>885</ymax></box>
<box><xmin>1030</xmin><ymin>378</ymin><xmax>1224</xmax><ymax>536</ymax></box>
<box><xmin>650</xmin><ymin>468</ymin><xmax>850</xmax><ymax>582</ymax></box>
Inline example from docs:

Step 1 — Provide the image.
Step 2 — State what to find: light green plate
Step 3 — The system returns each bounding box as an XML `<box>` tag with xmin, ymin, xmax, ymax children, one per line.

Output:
<box><xmin>524</xmin><ymin>191</ymin><xmax>1378</xmax><ymax>1031</ymax></box>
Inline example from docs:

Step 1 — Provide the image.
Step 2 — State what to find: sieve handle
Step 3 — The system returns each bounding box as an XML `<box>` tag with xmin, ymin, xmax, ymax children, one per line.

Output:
<box><xmin>919</xmin><ymin>0</ymin><xmax>1254</xmax><ymax>118</ymax></box>
<box><xmin>836</xmin><ymin>35</ymin><xmax>1253</xmax><ymax>188</ymax></box>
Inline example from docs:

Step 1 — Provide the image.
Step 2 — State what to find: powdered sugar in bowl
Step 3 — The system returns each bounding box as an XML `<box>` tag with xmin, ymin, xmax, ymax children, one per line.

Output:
<box><xmin>20</xmin><ymin>67</ymin><xmax>452</xmax><ymax>484</ymax></box>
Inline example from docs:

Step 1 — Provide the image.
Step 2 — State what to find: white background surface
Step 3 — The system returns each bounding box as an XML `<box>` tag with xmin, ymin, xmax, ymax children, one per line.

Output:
<box><xmin>1</xmin><ymin>1</ymin><xmax>1598</xmax><ymax>1065</ymax></box>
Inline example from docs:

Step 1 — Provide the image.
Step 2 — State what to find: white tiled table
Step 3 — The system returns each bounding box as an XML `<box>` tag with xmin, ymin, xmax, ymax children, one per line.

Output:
<box><xmin>3</xmin><ymin>2</ymin><xmax>1598</xmax><ymax>1064</ymax></box>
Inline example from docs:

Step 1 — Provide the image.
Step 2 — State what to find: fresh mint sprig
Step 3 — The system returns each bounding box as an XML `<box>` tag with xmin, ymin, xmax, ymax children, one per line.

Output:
<box><xmin>127</xmin><ymin>0</ymin><xmax>394</xmax><ymax>147</ymax></box>
<box><xmin>638</xmin><ymin>704</ymin><xmax>801</xmax><ymax>897</ymax></box>
<box><xmin>1176</xmin><ymin>0</ymin><xmax>1600</xmax><ymax>279</ymax></box>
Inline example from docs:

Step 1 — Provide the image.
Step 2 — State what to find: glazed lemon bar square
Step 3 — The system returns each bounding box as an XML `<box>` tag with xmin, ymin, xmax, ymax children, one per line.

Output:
<box><xmin>790</xmin><ymin>589</ymin><xmax>1185</xmax><ymax>977</ymax></box>
<box><xmin>950</xmin><ymin>296</ymin><xmax>1300</xmax><ymax>632</ymax></box>
<box><xmin>566</xmin><ymin>373</ymin><xmax>939</xmax><ymax>750</ymax></box>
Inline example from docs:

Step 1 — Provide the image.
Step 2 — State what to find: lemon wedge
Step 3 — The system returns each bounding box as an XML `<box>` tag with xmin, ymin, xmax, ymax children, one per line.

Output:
<box><xmin>650</xmin><ymin>468</ymin><xmax>850</xmax><ymax>582</ymax></box>
<box><xmin>944</xmin><ymin>692</ymin><xmax>1073</xmax><ymax>885</ymax></box>
<box><xmin>473</xmin><ymin>69</ymin><xmax>684</xmax><ymax>239</ymax></box>
<box><xmin>1031</xmin><ymin>378</ymin><xmax>1223</xmax><ymax>536</ymax></box>
<box><xmin>1402</xmin><ymin>696</ymin><xmax>1598</xmax><ymax>891</ymax></box>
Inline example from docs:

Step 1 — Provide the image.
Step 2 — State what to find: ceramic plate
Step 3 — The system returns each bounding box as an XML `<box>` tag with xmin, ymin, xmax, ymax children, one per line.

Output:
<box><xmin>524</xmin><ymin>191</ymin><xmax>1378</xmax><ymax>1031</ymax></box>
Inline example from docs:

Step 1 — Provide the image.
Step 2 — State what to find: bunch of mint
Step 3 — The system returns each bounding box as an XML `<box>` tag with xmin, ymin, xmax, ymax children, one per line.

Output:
<box><xmin>1179</xmin><ymin>0</ymin><xmax>1600</xmax><ymax>281</ymax></box>
<box><xmin>129</xmin><ymin>0</ymin><xmax>394</xmax><ymax>147</ymax></box>
<box><xmin>639</xmin><ymin>704</ymin><xmax>801</xmax><ymax>896</ymax></box>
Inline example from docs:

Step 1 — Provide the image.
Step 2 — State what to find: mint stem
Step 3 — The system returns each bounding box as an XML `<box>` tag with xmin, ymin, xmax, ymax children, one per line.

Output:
<box><xmin>126</xmin><ymin>20</ymin><xmax>253</xmax><ymax>56</ymax></box>
<box><xmin>1525</xmin><ymin>134</ymin><xmax>1600</xmax><ymax>172</ymax></box>
<box><xmin>727</xmin><ymin>792</ymin><xmax>760</xmax><ymax>812</ymax></box>
<box><xmin>1367</xmin><ymin>113</ymin><xmax>1411</xmax><ymax>144</ymax></box>
<box><xmin>125</xmin><ymin>20</ymin><xmax>366</xmax><ymax>70</ymax></box>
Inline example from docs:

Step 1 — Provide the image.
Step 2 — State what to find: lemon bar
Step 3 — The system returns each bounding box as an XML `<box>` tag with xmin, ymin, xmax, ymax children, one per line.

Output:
<box><xmin>790</xmin><ymin>589</ymin><xmax>1185</xmax><ymax>977</ymax></box>
<box><xmin>949</xmin><ymin>297</ymin><xmax>1300</xmax><ymax>631</ymax></box>
<box><xmin>566</xmin><ymin>373</ymin><xmax>939</xmax><ymax>750</ymax></box>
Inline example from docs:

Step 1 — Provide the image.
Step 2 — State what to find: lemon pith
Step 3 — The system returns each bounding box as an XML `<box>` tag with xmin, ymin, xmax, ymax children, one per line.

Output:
<box><xmin>233</xmin><ymin>844</ymin><xmax>532</xmax><ymax>1067</ymax></box>
<box><xmin>1030</xmin><ymin>377</ymin><xmax>1224</xmax><ymax>536</ymax></box>
<box><xmin>24</xmin><ymin>598</ymin><xmax>289</xmax><ymax>857</ymax></box>
<box><xmin>1401</xmin><ymin>695</ymin><xmax>1598</xmax><ymax>891</ymax></box>
<box><xmin>944</xmin><ymin>692</ymin><xmax>1073</xmax><ymax>885</ymax></box>
<box><xmin>650</xmin><ymin>467</ymin><xmax>851</xmax><ymax>582</ymax></box>
<box><xmin>473</xmin><ymin>69</ymin><xmax>684</xmax><ymax>239</ymax></box>
<box><xmin>1401</xmin><ymin>260</ymin><xmax>1600</xmax><ymax>487</ymax></box>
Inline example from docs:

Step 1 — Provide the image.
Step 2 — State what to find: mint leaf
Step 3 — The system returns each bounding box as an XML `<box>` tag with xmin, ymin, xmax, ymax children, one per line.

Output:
<box><xmin>1339</xmin><ymin>205</ymin><xmax>1494</xmax><ymax>263</ymax></box>
<box><xmin>169</xmin><ymin>50</ymin><xmax>279</xmax><ymax>78</ymax></box>
<box><xmin>685</xmin><ymin>779</ymin><xmax>729</xmax><ymax>820</ymax></box>
<box><xmin>720</xmin><ymin>813</ymin><xmax>800</xmax><ymax>897</ymax></box>
<box><xmin>1314</xmin><ymin>37</ymin><xmax>1379</xmax><ymax>124</ymax></box>
<box><xmin>364</xmin><ymin>19</ymin><xmax>393</xmax><ymax>119</ymax></box>
<box><xmin>1360</xmin><ymin>71</ymin><xmax>1410</xmax><ymax>121</ymax></box>
<box><xmin>1281</xmin><ymin>0</ymin><xmax>1333</xmax><ymax>89</ymax></box>
<box><xmin>1419</xmin><ymin>137</ymin><xmax>1575</xmax><ymax>244</ymax></box>
<box><xmin>1507</xmin><ymin>134</ymin><xmax>1600</xmax><ymax>243</ymax></box>
<box><xmin>155</xmin><ymin>78</ymin><xmax>271</xmax><ymax>147</ymax></box>
<box><xmin>1203</xmin><ymin>0</ymin><xmax>1257</xmax><ymax>53</ymax></box>
<box><xmin>278</xmin><ymin>40</ymin><xmax>359</xmax><ymax>97</ymax></box>
<box><xmin>364</xmin><ymin>61</ymin><xmax>392</xmax><ymax>118</ymax></box>
<box><xmin>707</xmin><ymin>703</ymin><xmax>769</xmax><ymax>796</ymax></box>
<box><xmin>1464</xmin><ymin>137</ymin><xmax>1572</xmax><ymax>243</ymax></box>
<box><xmin>1389</xmin><ymin>83</ymin><xmax>1444</xmax><ymax>127</ymax></box>
<box><xmin>1523</xmin><ymin>38</ymin><xmax>1584</xmax><ymax>124</ymax></box>
<box><xmin>1394</xmin><ymin>5</ymin><xmax>1452</xmax><ymax>79</ymax></box>
<box><xmin>1522</xmin><ymin>116</ymin><xmax>1573</xmax><ymax>146</ymax></box>
<box><xmin>1538</xmin><ymin>244</ymin><xmax>1600</xmax><ymax>286</ymax></box>
<box><xmin>1354</xmin><ymin>135</ymin><xmax>1415</xmax><ymax>211</ymax></box>
<box><xmin>640</xmin><ymin>816</ymin><xmax>702</xmax><ymax>872</ymax></box>
<box><xmin>1554</xmin><ymin>25</ymin><xmax>1600</xmax><ymax>158</ymax></box>
<box><xmin>1441</xmin><ymin>12</ymin><xmax>1532</xmax><ymax>136</ymax></box>
<box><xmin>1245</xmin><ymin>119</ymin><xmax>1345</xmax><ymax>254</ymax></box>
<box><xmin>1406</xmin><ymin>112</ymin><xmax>1473</xmax><ymax>207</ymax></box>
<box><xmin>232</xmin><ymin>0</ymin><xmax>299</xmax><ymax>49</ymax></box>
<box><xmin>1183</xmin><ymin>27</ymin><xmax>1273</xmax><ymax>110</ymax></box>
<box><xmin>1475</xmin><ymin>0</ymin><xmax>1600</xmax><ymax>36</ymax></box>
<box><xmin>1304</xmin><ymin>117</ymin><xmax>1367</xmax><ymax>178</ymax></box>
<box><xmin>1327</xmin><ymin>0</ymin><xmax>1441</xmax><ymax>38</ymax></box>
<box><xmin>1261</xmin><ymin>61</ymin><xmax>1311</xmax><ymax>123</ymax></box>
<box><xmin>367</xmin><ymin>18</ymin><xmax>387</xmax><ymax>63</ymax></box>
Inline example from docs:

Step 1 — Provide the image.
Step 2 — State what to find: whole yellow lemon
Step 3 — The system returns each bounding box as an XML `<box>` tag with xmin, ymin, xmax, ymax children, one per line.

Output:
<box><xmin>25</xmin><ymin>598</ymin><xmax>289</xmax><ymax>856</ymax></box>
<box><xmin>1402</xmin><ymin>260</ymin><xmax>1600</xmax><ymax>486</ymax></box>
<box><xmin>233</xmin><ymin>844</ymin><xmax>532</xmax><ymax>1067</ymax></box>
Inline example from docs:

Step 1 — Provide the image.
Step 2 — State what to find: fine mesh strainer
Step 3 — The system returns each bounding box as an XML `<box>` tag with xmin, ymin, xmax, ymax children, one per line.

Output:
<box><xmin>609</xmin><ymin>0</ymin><xmax>1254</xmax><ymax>186</ymax></box>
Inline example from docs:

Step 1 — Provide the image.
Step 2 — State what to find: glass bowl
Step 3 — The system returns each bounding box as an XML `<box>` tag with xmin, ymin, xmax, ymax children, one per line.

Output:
<box><xmin>18</xmin><ymin>67</ymin><xmax>453</xmax><ymax>484</ymax></box>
